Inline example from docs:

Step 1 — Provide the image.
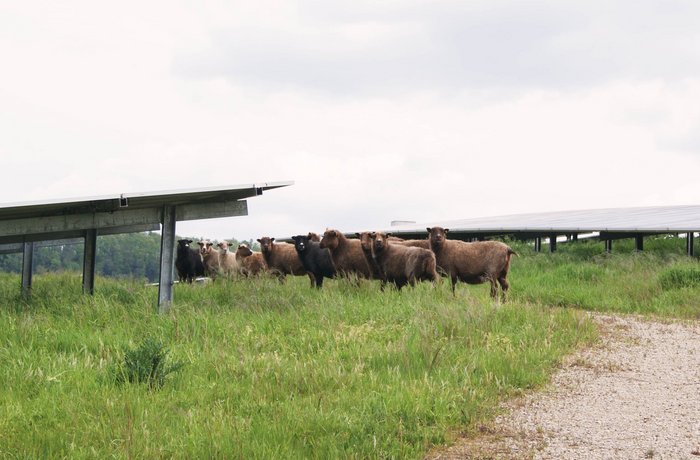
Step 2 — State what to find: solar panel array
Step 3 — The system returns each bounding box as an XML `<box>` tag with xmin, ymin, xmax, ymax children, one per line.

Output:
<box><xmin>385</xmin><ymin>205</ymin><xmax>700</xmax><ymax>237</ymax></box>
<box><xmin>0</xmin><ymin>181</ymin><xmax>294</xmax><ymax>310</ymax></box>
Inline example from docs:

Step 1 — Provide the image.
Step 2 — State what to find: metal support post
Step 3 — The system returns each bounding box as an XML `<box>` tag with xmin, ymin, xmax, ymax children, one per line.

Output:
<box><xmin>82</xmin><ymin>229</ymin><xmax>97</xmax><ymax>295</ymax></box>
<box><xmin>687</xmin><ymin>232</ymin><xmax>695</xmax><ymax>257</ymax></box>
<box><xmin>158</xmin><ymin>205</ymin><xmax>176</xmax><ymax>313</ymax></box>
<box><xmin>21</xmin><ymin>241</ymin><xmax>34</xmax><ymax>297</ymax></box>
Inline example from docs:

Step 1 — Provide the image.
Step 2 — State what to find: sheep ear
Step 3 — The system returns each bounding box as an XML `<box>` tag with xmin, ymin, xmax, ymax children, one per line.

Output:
<box><xmin>444</xmin><ymin>228</ymin><xmax>450</xmax><ymax>233</ymax></box>
<box><xmin>271</xmin><ymin>237</ymin><xmax>275</xmax><ymax>242</ymax></box>
<box><xmin>386</xmin><ymin>232</ymin><xmax>393</xmax><ymax>237</ymax></box>
<box><xmin>426</xmin><ymin>227</ymin><xmax>432</xmax><ymax>233</ymax></box>
<box><xmin>256</xmin><ymin>238</ymin><xmax>261</xmax><ymax>243</ymax></box>
<box><xmin>354</xmin><ymin>232</ymin><xmax>361</xmax><ymax>238</ymax></box>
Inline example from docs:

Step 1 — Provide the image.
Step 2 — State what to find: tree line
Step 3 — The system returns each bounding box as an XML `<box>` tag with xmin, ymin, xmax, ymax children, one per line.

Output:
<box><xmin>0</xmin><ymin>233</ymin><xmax>260</xmax><ymax>282</ymax></box>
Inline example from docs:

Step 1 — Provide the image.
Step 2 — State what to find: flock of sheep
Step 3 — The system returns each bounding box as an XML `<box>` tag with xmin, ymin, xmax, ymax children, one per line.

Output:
<box><xmin>175</xmin><ymin>227</ymin><xmax>516</xmax><ymax>300</ymax></box>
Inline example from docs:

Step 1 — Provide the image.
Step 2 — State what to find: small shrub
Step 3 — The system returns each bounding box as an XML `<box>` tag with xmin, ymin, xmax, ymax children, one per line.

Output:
<box><xmin>658</xmin><ymin>266</ymin><xmax>700</xmax><ymax>290</ymax></box>
<box><xmin>114</xmin><ymin>337</ymin><xmax>184</xmax><ymax>390</ymax></box>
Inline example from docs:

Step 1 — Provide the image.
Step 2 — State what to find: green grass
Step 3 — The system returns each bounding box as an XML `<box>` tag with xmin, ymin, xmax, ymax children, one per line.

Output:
<box><xmin>1</xmin><ymin>235</ymin><xmax>698</xmax><ymax>458</ymax></box>
<box><xmin>510</xmin><ymin>237</ymin><xmax>700</xmax><ymax>318</ymax></box>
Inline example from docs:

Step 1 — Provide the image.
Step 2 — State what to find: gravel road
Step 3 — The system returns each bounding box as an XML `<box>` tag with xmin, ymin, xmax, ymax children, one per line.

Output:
<box><xmin>430</xmin><ymin>314</ymin><xmax>700</xmax><ymax>459</ymax></box>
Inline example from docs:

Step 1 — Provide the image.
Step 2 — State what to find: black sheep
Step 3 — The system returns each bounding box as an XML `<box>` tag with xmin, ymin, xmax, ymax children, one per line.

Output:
<box><xmin>175</xmin><ymin>239</ymin><xmax>205</xmax><ymax>283</ymax></box>
<box><xmin>291</xmin><ymin>234</ymin><xmax>336</xmax><ymax>288</ymax></box>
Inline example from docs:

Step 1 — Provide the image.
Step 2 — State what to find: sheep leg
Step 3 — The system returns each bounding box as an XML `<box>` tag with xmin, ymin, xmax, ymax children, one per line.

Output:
<box><xmin>489</xmin><ymin>276</ymin><xmax>499</xmax><ymax>299</ymax></box>
<box><xmin>498</xmin><ymin>276</ymin><xmax>509</xmax><ymax>302</ymax></box>
<box><xmin>307</xmin><ymin>273</ymin><xmax>315</xmax><ymax>288</ymax></box>
<box><xmin>450</xmin><ymin>276</ymin><xmax>457</xmax><ymax>296</ymax></box>
<box><xmin>314</xmin><ymin>274</ymin><xmax>324</xmax><ymax>289</ymax></box>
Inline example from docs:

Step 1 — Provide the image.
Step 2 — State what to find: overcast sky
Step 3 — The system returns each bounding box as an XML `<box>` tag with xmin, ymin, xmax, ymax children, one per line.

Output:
<box><xmin>2</xmin><ymin>1</ymin><xmax>699</xmax><ymax>241</ymax></box>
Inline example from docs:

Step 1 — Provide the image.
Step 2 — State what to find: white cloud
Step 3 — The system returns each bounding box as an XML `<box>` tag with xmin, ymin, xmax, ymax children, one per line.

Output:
<box><xmin>172</xmin><ymin>0</ymin><xmax>700</xmax><ymax>94</ymax></box>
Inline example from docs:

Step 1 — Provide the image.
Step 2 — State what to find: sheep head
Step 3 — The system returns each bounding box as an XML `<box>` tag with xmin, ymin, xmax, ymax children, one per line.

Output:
<box><xmin>427</xmin><ymin>227</ymin><xmax>449</xmax><ymax>249</ymax></box>
<box><xmin>355</xmin><ymin>232</ymin><xmax>373</xmax><ymax>252</ymax></box>
<box><xmin>257</xmin><ymin>236</ymin><xmax>275</xmax><ymax>254</ymax></box>
<box><xmin>236</xmin><ymin>244</ymin><xmax>252</xmax><ymax>258</ymax></box>
<box><xmin>371</xmin><ymin>231</ymin><xmax>391</xmax><ymax>255</ymax></box>
<box><xmin>319</xmin><ymin>229</ymin><xmax>341</xmax><ymax>250</ymax></box>
<box><xmin>291</xmin><ymin>235</ymin><xmax>310</xmax><ymax>253</ymax></box>
<box><xmin>177</xmin><ymin>239</ymin><xmax>193</xmax><ymax>248</ymax></box>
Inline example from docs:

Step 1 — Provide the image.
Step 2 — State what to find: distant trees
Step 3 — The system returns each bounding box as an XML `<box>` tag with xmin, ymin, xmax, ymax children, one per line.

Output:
<box><xmin>96</xmin><ymin>233</ymin><xmax>162</xmax><ymax>281</ymax></box>
<box><xmin>0</xmin><ymin>233</ymin><xmax>259</xmax><ymax>282</ymax></box>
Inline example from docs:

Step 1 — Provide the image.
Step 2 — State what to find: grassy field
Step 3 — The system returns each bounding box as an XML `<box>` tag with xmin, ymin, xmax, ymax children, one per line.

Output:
<box><xmin>1</xmin><ymin>236</ymin><xmax>698</xmax><ymax>458</ymax></box>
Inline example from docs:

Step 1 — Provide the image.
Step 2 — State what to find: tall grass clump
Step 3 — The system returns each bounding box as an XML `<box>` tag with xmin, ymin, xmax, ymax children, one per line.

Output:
<box><xmin>112</xmin><ymin>336</ymin><xmax>184</xmax><ymax>389</ymax></box>
<box><xmin>658</xmin><ymin>265</ymin><xmax>700</xmax><ymax>290</ymax></box>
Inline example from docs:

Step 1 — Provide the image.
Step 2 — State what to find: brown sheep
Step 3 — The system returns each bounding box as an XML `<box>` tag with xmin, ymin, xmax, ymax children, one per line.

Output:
<box><xmin>257</xmin><ymin>236</ymin><xmax>313</xmax><ymax>285</ymax></box>
<box><xmin>355</xmin><ymin>232</ymin><xmax>405</xmax><ymax>280</ymax></box>
<box><xmin>370</xmin><ymin>231</ymin><xmax>438</xmax><ymax>290</ymax></box>
<box><xmin>216</xmin><ymin>241</ymin><xmax>240</xmax><ymax>278</ymax></box>
<box><xmin>356</xmin><ymin>231</ymin><xmax>382</xmax><ymax>280</ymax></box>
<box><xmin>319</xmin><ymin>229</ymin><xmax>371</xmax><ymax>279</ymax></box>
<box><xmin>396</xmin><ymin>238</ymin><xmax>430</xmax><ymax>249</ymax></box>
<box><xmin>427</xmin><ymin>226</ymin><xmax>516</xmax><ymax>300</ymax></box>
<box><xmin>198</xmin><ymin>240</ymin><xmax>221</xmax><ymax>279</ymax></box>
<box><xmin>235</xmin><ymin>244</ymin><xmax>267</xmax><ymax>277</ymax></box>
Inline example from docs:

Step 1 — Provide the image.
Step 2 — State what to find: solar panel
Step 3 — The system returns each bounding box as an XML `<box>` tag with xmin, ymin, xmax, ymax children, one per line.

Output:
<box><xmin>384</xmin><ymin>205</ymin><xmax>700</xmax><ymax>236</ymax></box>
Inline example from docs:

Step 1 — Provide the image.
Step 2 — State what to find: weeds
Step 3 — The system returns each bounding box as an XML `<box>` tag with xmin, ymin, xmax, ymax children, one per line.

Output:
<box><xmin>113</xmin><ymin>336</ymin><xmax>184</xmax><ymax>389</ymax></box>
<box><xmin>658</xmin><ymin>266</ymin><xmax>700</xmax><ymax>290</ymax></box>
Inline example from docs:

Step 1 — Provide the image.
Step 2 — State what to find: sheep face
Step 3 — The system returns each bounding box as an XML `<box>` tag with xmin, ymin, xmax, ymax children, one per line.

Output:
<box><xmin>356</xmin><ymin>232</ymin><xmax>373</xmax><ymax>252</ymax></box>
<box><xmin>291</xmin><ymin>235</ymin><xmax>310</xmax><ymax>253</ymax></box>
<box><xmin>236</xmin><ymin>244</ymin><xmax>252</xmax><ymax>258</ymax></box>
<box><xmin>427</xmin><ymin>227</ymin><xmax>450</xmax><ymax>249</ymax></box>
<box><xmin>199</xmin><ymin>241</ymin><xmax>217</xmax><ymax>255</ymax></box>
<box><xmin>217</xmin><ymin>241</ymin><xmax>229</xmax><ymax>253</ymax></box>
<box><xmin>257</xmin><ymin>236</ymin><xmax>275</xmax><ymax>254</ymax></box>
<box><xmin>371</xmin><ymin>231</ymin><xmax>390</xmax><ymax>255</ymax></box>
<box><xmin>319</xmin><ymin>229</ymin><xmax>340</xmax><ymax>250</ymax></box>
<box><xmin>177</xmin><ymin>239</ymin><xmax>193</xmax><ymax>249</ymax></box>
